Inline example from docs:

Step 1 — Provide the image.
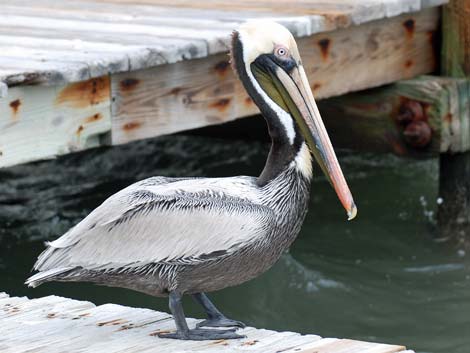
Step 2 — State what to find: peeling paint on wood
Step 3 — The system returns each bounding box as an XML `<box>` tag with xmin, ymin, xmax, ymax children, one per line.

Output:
<box><xmin>56</xmin><ymin>77</ymin><xmax>110</xmax><ymax>108</ymax></box>
<box><xmin>0</xmin><ymin>78</ymin><xmax>112</xmax><ymax>168</ymax></box>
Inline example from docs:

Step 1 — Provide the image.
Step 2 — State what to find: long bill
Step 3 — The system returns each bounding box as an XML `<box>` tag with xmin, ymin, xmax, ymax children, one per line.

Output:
<box><xmin>271</xmin><ymin>64</ymin><xmax>357</xmax><ymax>220</ymax></box>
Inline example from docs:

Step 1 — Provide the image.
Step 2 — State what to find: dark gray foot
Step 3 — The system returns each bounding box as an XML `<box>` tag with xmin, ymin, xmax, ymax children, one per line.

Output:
<box><xmin>158</xmin><ymin>328</ymin><xmax>245</xmax><ymax>340</ymax></box>
<box><xmin>192</xmin><ymin>293</ymin><xmax>246</xmax><ymax>329</ymax></box>
<box><xmin>197</xmin><ymin>316</ymin><xmax>246</xmax><ymax>328</ymax></box>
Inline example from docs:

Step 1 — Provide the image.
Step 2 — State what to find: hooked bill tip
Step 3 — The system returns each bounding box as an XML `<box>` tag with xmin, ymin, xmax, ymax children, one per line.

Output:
<box><xmin>347</xmin><ymin>203</ymin><xmax>358</xmax><ymax>221</ymax></box>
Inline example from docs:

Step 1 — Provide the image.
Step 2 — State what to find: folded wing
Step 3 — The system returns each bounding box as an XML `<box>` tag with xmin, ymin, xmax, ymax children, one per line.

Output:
<box><xmin>34</xmin><ymin>180</ymin><xmax>275</xmax><ymax>274</ymax></box>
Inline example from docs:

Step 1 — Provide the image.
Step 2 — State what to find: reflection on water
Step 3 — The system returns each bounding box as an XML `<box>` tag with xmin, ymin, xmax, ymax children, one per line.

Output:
<box><xmin>0</xmin><ymin>134</ymin><xmax>469</xmax><ymax>353</ymax></box>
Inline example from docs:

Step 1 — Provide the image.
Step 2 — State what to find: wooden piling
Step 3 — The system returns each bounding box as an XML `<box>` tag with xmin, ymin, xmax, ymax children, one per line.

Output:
<box><xmin>438</xmin><ymin>0</ymin><xmax>470</xmax><ymax>248</ymax></box>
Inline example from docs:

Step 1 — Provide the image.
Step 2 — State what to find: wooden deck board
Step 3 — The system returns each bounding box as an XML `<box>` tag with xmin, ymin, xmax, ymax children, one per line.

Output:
<box><xmin>0</xmin><ymin>293</ymin><xmax>411</xmax><ymax>353</ymax></box>
<box><xmin>0</xmin><ymin>0</ymin><xmax>447</xmax><ymax>86</ymax></box>
<box><xmin>0</xmin><ymin>0</ymin><xmax>449</xmax><ymax>168</ymax></box>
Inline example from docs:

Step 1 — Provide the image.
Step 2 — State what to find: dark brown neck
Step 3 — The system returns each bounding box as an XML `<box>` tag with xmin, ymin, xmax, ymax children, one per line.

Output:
<box><xmin>231</xmin><ymin>32</ymin><xmax>303</xmax><ymax>186</ymax></box>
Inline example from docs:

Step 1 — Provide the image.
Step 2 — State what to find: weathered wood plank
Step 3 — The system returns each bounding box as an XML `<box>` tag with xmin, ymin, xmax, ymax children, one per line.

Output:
<box><xmin>0</xmin><ymin>294</ymin><xmax>411</xmax><ymax>353</ymax></box>
<box><xmin>0</xmin><ymin>77</ymin><xmax>111</xmax><ymax>168</ymax></box>
<box><xmin>110</xmin><ymin>8</ymin><xmax>439</xmax><ymax>145</ymax></box>
<box><xmin>0</xmin><ymin>0</ymin><xmax>447</xmax><ymax>86</ymax></box>
<box><xmin>94</xmin><ymin>0</ymin><xmax>443</xmax><ymax>24</ymax></box>
<box><xmin>293</xmin><ymin>338</ymin><xmax>405</xmax><ymax>353</ymax></box>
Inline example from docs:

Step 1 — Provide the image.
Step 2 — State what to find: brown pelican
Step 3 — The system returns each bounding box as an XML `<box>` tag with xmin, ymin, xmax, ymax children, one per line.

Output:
<box><xmin>26</xmin><ymin>21</ymin><xmax>356</xmax><ymax>341</ymax></box>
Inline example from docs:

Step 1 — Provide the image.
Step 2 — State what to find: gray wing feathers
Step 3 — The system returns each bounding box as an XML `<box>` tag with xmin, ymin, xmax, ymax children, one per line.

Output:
<box><xmin>33</xmin><ymin>181</ymin><xmax>274</xmax><ymax>274</ymax></box>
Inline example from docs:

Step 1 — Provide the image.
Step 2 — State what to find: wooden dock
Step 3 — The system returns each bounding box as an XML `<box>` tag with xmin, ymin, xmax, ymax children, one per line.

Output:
<box><xmin>0</xmin><ymin>0</ymin><xmax>448</xmax><ymax>168</ymax></box>
<box><xmin>0</xmin><ymin>292</ymin><xmax>413</xmax><ymax>353</ymax></box>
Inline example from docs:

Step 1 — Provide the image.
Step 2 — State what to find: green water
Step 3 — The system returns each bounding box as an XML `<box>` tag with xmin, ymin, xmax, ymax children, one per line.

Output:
<box><xmin>0</xmin><ymin>134</ymin><xmax>469</xmax><ymax>353</ymax></box>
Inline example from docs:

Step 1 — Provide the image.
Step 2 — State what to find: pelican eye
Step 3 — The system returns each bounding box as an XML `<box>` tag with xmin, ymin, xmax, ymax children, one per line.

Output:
<box><xmin>275</xmin><ymin>46</ymin><xmax>288</xmax><ymax>57</ymax></box>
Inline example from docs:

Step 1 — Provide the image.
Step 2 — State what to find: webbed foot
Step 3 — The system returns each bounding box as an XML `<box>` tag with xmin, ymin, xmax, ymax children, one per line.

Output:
<box><xmin>158</xmin><ymin>328</ymin><xmax>245</xmax><ymax>340</ymax></box>
<box><xmin>197</xmin><ymin>316</ymin><xmax>246</xmax><ymax>328</ymax></box>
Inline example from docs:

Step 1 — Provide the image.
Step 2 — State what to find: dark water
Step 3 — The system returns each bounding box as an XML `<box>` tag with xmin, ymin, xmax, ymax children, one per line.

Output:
<box><xmin>0</xmin><ymin>134</ymin><xmax>469</xmax><ymax>353</ymax></box>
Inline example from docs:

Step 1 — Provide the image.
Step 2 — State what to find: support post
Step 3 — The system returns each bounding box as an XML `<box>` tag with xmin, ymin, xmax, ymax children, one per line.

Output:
<box><xmin>438</xmin><ymin>0</ymin><xmax>470</xmax><ymax>248</ymax></box>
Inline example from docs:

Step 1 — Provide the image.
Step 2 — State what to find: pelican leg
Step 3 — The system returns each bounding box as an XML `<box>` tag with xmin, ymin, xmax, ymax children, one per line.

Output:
<box><xmin>158</xmin><ymin>291</ymin><xmax>245</xmax><ymax>340</ymax></box>
<box><xmin>193</xmin><ymin>293</ymin><xmax>246</xmax><ymax>328</ymax></box>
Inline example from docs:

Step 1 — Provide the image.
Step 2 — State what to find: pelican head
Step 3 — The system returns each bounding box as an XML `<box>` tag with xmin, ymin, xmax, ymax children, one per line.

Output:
<box><xmin>231</xmin><ymin>21</ymin><xmax>357</xmax><ymax>220</ymax></box>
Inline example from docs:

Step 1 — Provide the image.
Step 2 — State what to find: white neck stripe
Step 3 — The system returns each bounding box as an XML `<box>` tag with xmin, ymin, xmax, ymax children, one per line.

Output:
<box><xmin>239</xmin><ymin>32</ymin><xmax>296</xmax><ymax>145</ymax></box>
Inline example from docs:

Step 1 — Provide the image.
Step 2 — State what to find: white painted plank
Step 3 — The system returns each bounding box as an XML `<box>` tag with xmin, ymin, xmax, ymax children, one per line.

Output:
<box><xmin>0</xmin><ymin>82</ymin><xmax>7</xmax><ymax>98</ymax></box>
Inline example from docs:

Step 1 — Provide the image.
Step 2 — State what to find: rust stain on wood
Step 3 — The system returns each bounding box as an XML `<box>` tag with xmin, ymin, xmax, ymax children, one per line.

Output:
<box><xmin>405</xmin><ymin>59</ymin><xmax>414</xmax><ymax>68</ymax></box>
<box><xmin>210</xmin><ymin>339</ymin><xmax>229</xmax><ymax>346</ymax></box>
<box><xmin>123</xmin><ymin>121</ymin><xmax>142</xmax><ymax>131</ymax></box>
<box><xmin>56</xmin><ymin>77</ymin><xmax>110</xmax><ymax>108</ymax></box>
<box><xmin>244</xmin><ymin>97</ymin><xmax>253</xmax><ymax>105</ymax></box>
<box><xmin>149</xmin><ymin>330</ymin><xmax>171</xmax><ymax>336</ymax></box>
<box><xmin>9</xmin><ymin>99</ymin><xmax>21</xmax><ymax>117</ymax></box>
<box><xmin>97</xmin><ymin>318</ymin><xmax>128</xmax><ymax>326</ymax></box>
<box><xmin>214</xmin><ymin>61</ymin><xmax>230</xmax><ymax>76</ymax></box>
<box><xmin>241</xmin><ymin>340</ymin><xmax>259</xmax><ymax>346</ymax></box>
<box><xmin>120</xmin><ymin>78</ymin><xmax>140</xmax><ymax>92</ymax></box>
<box><xmin>76</xmin><ymin>125</ymin><xmax>84</xmax><ymax>135</ymax></box>
<box><xmin>312</xmin><ymin>82</ymin><xmax>322</xmax><ymax>91</ymax></box>
<box><xmin>403</xmin><ymin>19</ymin><xmax>415</xmax><ymax>39</ymax></box>
<box><xmin>169</xmin><ymin>87</ymin><xmax>182</xmax><ymax>96</ymax></box>
<box><xmin>209</xmin><ymin>98</ymin><xmax>231</xmax><ymax>112</ymax></box>
<box><xmin>85</xmin><ymin>113</ymin><xmax>103</xmax><ymax>123</ymax></box>
<box><xmin>318</xmin><ymin>38</ymin><xmax>331</xmax><ymax>61</ymax></box>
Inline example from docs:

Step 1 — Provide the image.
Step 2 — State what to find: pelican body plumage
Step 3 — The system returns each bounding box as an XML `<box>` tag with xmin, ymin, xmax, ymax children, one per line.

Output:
<box><xmin>26</xmin><ymin>21</ymin><xmax>356</xmax><ymax>341</ymax></box>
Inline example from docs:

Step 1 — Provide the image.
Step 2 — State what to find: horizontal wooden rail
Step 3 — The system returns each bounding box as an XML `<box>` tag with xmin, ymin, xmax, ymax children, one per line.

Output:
<box><xmin>0</xmin><ymin>8</ymin><xmax>441</xmax><ymax>167</ymax></box>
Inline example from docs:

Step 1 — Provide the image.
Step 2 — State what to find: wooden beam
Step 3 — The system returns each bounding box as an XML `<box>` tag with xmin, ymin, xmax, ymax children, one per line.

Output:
<box><xmin>438</xmin><ymin>0</ymin><xmax>470</xmax><ymax>248</ymax></box>
<box><xmin>110</xmin><ymin>8</ymin><xmax>439</xmax><ymax>145</ymax></box>
<box><xmin>0</xmin><ymin>77</ymin><xmax>111</xmax><ymax>168</ymax></box>
<box><xmin>318</xmin><ymin>76</ymin><xmax>469</xmax><ymax>158</ymax></box>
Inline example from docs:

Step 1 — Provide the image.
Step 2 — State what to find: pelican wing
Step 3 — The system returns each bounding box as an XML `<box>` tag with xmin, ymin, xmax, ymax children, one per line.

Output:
<box><xmin>34</xmin><ymin>177</ymin><xmax>275</xmax><ymax>273</ymax></box>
